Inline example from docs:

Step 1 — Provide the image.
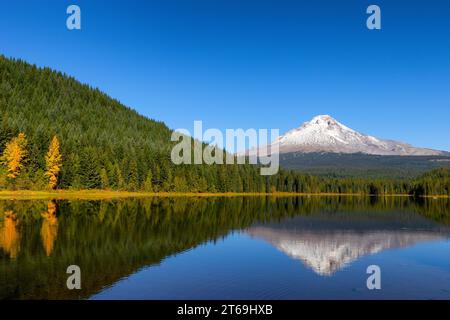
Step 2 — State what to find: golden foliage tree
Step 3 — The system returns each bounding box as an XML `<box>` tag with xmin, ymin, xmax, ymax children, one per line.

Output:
<box><xmin>45</xmin><ymin>136</ymin><xmax>62</xmax><ymax>189</ymax></box>
<box><xmin>0</xmin><ymin>133</ymin><xmax>28</xmax><ymax>179</ymax></box>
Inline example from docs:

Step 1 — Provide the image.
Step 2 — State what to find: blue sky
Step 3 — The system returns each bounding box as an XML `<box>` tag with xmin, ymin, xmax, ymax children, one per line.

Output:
<box><xmin>1</xmin><ymin>0</ymin><xmax>449</xmax><ymax>150</ymax></box>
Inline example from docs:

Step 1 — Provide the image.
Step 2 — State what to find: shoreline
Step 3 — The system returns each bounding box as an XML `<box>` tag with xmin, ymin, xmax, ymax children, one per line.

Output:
<box><xmin>0</xmin><ymin>190</ymin><xmax>448</xmax><ymax>200</ymax></box>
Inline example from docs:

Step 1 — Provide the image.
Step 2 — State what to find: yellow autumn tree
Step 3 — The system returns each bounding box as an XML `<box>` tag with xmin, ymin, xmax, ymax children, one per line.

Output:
<box><xmin>45</xmin><ymin>136</ymin><xmax>62</xmax><ymax>189</ymax></box>
<box><xmin>0</xmin><ymin>133</ymin><xmax>28</xmax><ymax>179</ymax></box>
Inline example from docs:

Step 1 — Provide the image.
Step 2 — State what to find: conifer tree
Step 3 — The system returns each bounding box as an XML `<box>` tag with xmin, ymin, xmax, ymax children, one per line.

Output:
<box><xmin>143</xmin><ymin>170</ymin><xmax>153</xmax><ymax>192</ymax></box>
<box><xmin>114</xmin><ymin>163</ymin><xmax>125</xmax><ymax>190</ymax></box>
<box><xmin>100</xmin><ymin>168</ymin><xmax>110</xmax><ymax>190</ymax></box>
<box><xmin>127</xmin><ymin>159</ymin><xmax>139</xmax><ymax>191</ymax></box>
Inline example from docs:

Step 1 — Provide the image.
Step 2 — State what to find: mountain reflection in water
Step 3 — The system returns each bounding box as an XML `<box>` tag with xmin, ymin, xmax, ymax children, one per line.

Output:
<box><xmin>0</xmin><ymin>196</ymin><xmax>449</xmax><ymax>299</ymax></box>
<box><xmin>247</xmin><ymin>213</ymin><xmax>450</xmax><ymax>275</ymax></box>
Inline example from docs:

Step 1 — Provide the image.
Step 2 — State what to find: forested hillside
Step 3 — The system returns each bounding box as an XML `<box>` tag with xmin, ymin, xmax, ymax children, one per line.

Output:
<box><xmin>0</xmin><ymin>55</ymin><xmax>262</xmax><ymax>192</ymax></box>
<box><xmin>0</xmin><ymin>55</ymin><xmax>449</xmax><ymax>196</ymax></box>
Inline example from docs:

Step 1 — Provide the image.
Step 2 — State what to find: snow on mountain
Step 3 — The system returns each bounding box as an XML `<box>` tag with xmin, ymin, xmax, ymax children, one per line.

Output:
<box><xmin>247</xmin><ymin>226</ymin><xmax>448</xmax><ymax>276</ymax></box>
<box><xmin>251</xmin><ymin>115</ymin><xmax>445</xmax><ymax>156</ymax></box>
<box><xmin>247</xmin><ymin>213</ymin><xmax>450</xmax><ymax>276</ymax></box>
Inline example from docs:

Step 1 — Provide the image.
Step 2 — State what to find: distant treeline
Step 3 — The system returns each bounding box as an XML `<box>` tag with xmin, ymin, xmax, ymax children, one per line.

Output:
<box><xmin>0</xmin><ymin>55</ymin><xmax>449</xmax><ymax>196</ymax></box>
<box><xmin>280</xmin><ymin>152</ymin><xmax>450</xmax><ymax>179</ymax></box>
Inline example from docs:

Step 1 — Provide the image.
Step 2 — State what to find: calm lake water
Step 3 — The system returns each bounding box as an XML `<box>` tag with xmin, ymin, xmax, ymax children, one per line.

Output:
<box><xmin>1</xmin><ymin>196</ymin><xmax>450</xmax><ymax>300</ymax></box>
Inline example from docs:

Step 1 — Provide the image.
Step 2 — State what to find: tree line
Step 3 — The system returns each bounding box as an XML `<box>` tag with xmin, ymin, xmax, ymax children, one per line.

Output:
<box><xmin>0</xmin><ymin>129</ymin><xmax>449</xmax><ymax>196</ymax></box>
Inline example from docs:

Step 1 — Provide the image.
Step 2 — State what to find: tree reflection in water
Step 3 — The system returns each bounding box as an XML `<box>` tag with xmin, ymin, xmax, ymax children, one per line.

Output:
<box><xmin>0</xmin><ymin>196</ymin><xmax>449</xmax><ymax>299</ymax></box>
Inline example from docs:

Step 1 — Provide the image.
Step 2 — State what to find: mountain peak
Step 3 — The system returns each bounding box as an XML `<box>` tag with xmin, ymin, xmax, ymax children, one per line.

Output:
<box><xmin>264</xmin><ymin>115</ymin><xmax>446</xmax><ymax>156</ymax></box>
<box><xmin>303</xmin><ymin>115</ymin><xmax>346</xmax><ymax>130</ymax></box>
<box><xmin>309</xmin><ymin>114</ymin><xmax>335</xmax><ymax>124</ymax></box>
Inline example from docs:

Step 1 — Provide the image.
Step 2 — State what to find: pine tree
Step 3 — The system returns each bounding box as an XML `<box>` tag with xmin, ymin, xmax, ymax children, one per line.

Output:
<box><xmin>197</xmin><ymin>176</ymin><xmax>208</xmax><ymax>192</ymax></box>
<box><xmin>173</xmin><ymin>175</ymin><xmax>188</xmax><ymax>192</ymax></box>
<box><xmin>114</xmin><ymin>163</ymin><xmax>125</xmax><ymax>190</ymax></box>
<box><xmin>100</xmin><ymin>168</ymin><xmax>110</xmax><ymax>190</ymax></box>
<box><xmin>45</xmin><ymin>136</ymin><xmax>62</xmax><ymax>189</ymax></box>
<box><xmin>127</xmin><ymin>159</ymin><xmax>139</xmax><ymax>191</ymax></box>
<box><xmin>80</xmin><ymin>148</ymin><xmax>101</xmax><ymax>189</ymax></box>
<box><xmin>143</xmin><ymin>170</ymin><xmax>153</xmax><ymax>192</ymax></box>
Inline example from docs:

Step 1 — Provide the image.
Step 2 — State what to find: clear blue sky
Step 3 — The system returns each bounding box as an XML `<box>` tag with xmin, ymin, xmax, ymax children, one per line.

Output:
<box><xmin>1</xmin><ymin>0</ymin><xmax>449</xmax><ymax>150</ymax></box>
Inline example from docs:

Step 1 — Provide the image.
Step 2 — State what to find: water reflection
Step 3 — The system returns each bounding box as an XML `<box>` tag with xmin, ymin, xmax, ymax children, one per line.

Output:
<box><xmin>0</xmin><ymin>211</ymin><xmax>20</xmax><ymax>259</ymax></box>
<box><xmin>0</xmin><ymin>196</ymin><xmax>449</xmax><ymax>299</ymax></box>
<box><xmin>247</xmin><ymin>213</ymin><xmax>450</xmax><ymax>275</ymax></box>
<box><xmin>41</xmin><ymin>201</ymin><xmax>58</xmax><ymax>257</ymax></box>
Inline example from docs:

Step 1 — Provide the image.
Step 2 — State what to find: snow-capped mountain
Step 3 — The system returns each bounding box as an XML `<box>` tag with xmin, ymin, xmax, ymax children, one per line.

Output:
<box><xmin>252</xmin><ymin>115</ymin><xmax>446</xmax><ymax>156</ymax></box>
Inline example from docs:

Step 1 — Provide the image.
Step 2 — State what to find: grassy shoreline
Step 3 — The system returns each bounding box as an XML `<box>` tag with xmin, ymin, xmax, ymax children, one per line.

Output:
<box><xmin>0</xmin><ymin>189</ymin><xmax>448</xmax><ymax>200</ymax></box>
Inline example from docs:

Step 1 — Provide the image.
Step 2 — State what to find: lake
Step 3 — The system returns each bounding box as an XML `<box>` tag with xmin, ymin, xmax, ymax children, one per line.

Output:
<box><xmin>1</xmin><ymin>196</ymin><xmax>450</xmax><ymax>300</ymax></box>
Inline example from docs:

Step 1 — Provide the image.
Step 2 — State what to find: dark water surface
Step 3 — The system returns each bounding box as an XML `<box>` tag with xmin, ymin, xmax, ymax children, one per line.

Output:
<box><xmin>1</xmin><ymin>196</ymin><xmax>450</xmax><ymax>299</ymax></box>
